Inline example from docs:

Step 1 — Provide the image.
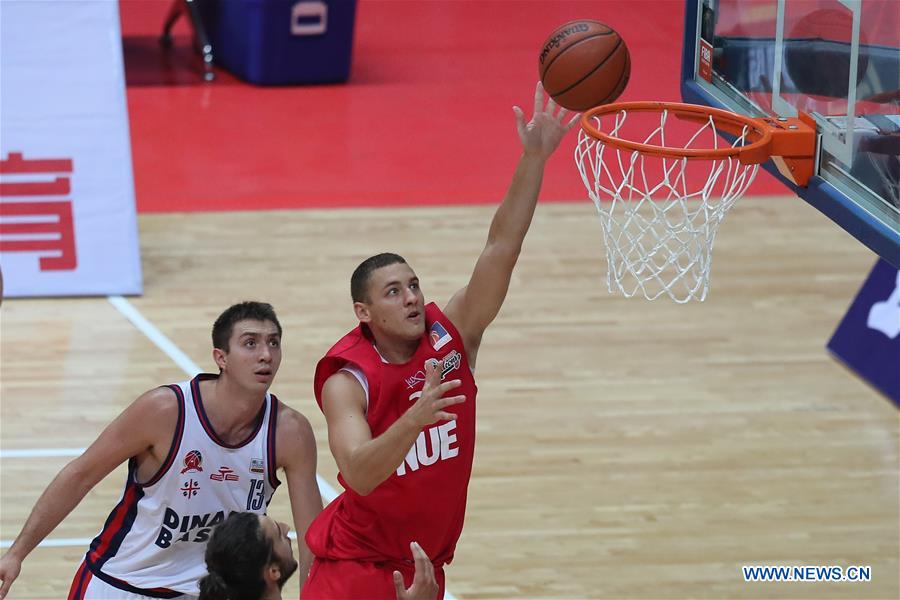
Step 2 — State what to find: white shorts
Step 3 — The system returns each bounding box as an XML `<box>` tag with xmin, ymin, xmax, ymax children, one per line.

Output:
<box><xmin>70</xmin><ymin>561</ymin><xmax>198</xmax><ymax>600</ymax></box>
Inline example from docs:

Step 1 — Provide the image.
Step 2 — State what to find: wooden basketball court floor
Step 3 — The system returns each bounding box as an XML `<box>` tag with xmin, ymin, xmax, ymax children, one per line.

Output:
<box><xmin>1</xmin><ymin>198</ymin><xmax>898</xmax><ymax>599</ymax></box>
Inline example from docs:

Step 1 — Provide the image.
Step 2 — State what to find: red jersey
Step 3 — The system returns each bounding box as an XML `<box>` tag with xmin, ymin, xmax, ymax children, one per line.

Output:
<box><xmin>305</xmin><ymin>303</ymin><xmax>477</xmax><ymax>567</ymax></box>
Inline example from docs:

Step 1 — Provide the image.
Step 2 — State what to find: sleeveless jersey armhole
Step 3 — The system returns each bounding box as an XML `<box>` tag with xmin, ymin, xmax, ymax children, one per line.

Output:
<box><xmin>138</xmin><ymin>385</ymin><xmax>185</xmax><ymax>488</ymax></box>
<box><xmin>267</xmin><ymin>395</ymin><xmax>281</xmax><ymax>489</ymax></box>
<box><xmin>338</xmin><ymin>365</ymin><xmax>369</xmax><ymax>415</ymax></box>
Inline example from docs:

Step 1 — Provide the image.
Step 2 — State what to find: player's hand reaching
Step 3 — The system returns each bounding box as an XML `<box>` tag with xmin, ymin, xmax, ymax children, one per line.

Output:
<box><xmin>403</xmin><ymin>360</ymin><xmax>465</xmax><ymax>429</ymax></box>
<box><xmin>393</xmin><ymin>541</ymin><xmax>439</xmax><ymax>600</ymax></box>
<box><xmin>0</xmin><ymin>552</ymin><xmax>21</xmax><ymax>599</ymax></box>
<box><xmin>513</xmin><ymin>81</ymin><xmax>580</xmax><ymax>160</ymax></box>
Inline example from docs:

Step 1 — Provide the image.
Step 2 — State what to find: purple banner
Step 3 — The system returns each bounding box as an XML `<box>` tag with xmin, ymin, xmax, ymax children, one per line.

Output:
<box><xmin>828</xmin><ymin>258</ymin><xmax>900</xmax><ymax>406</ymax></box>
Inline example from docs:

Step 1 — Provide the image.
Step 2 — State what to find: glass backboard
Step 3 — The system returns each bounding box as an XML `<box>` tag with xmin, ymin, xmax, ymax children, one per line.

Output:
<box><xmin>682</xmin><ymin>0</ymin><xmax>899</xmax><ymax>267</ymax></box>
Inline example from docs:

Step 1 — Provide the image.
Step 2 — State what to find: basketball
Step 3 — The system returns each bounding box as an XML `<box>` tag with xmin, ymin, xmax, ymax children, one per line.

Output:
<box><xmin>538</xmin><ymin>20</ymin><xmax>630</xmax><ymax>111</ymax></box>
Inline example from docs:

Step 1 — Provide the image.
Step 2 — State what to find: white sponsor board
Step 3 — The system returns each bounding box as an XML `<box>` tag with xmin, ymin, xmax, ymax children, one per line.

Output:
<box><xmin>0</xmin><ymin>0</ymin><xmax>142</xmax><ymax>296</ymax></box>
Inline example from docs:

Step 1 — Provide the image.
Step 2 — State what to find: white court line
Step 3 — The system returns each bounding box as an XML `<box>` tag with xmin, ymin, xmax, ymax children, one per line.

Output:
<box><xmin>1</xmin><ymin>448</ymin><xmax>86</xmax><ymax>458</ymax></box>
<box><xmin>3</xmin><ymin>297</ymin><xmax>456</xmax><ymax>599</ymax></box>
<box><xmin>1</xmin><ymin>538</ymin><xmax>89</xmax><ymax>549</ymax></box>
<box><xmin>107</xmin><ymin>295</ymin><xmax>202</xmax><ymax>377</ymax></box>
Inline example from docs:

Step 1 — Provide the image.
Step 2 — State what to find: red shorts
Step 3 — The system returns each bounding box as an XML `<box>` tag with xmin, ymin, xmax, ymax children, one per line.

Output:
<box><xmin>301</xmin><ymin>557</ymin><xmax>445</xmax><ymax>600</ymax></box>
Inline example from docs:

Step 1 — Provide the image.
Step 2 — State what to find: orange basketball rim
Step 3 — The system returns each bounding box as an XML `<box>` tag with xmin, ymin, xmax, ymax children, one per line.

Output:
<box><xmin>580</xmin><ymin>101</ymin><xmax>817</xmax><ymax>186</ymax></box>
<box><xmin>573</xmin><ymin>101</ymin><xmax>819</xmax><ymax>303</ymax></box>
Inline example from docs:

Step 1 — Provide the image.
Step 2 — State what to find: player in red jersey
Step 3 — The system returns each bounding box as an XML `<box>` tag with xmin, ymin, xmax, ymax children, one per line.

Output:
<box><xmin>301</xmin><ymin>83</ymin><xmax>577</xmax><ymax>599</ymax></box>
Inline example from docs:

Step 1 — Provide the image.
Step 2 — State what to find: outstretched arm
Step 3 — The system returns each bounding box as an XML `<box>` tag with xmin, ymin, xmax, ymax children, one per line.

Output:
<box><xmin>0</xmin><ymin>387</ymin><xmax>178</xmax><ymax>599</ymax></box>
<box><xmin>444</xmin><ymin>82</ymin><xmax>578</xmax><ymax>364</ymax></box>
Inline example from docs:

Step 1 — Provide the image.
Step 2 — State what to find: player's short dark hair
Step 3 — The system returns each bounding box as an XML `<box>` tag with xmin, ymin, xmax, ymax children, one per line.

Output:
<box><xmin>212</xmin><ymin>302</ymin><xmax>282</xmax><ymax>352</ymax></box>
<box><xmin>199</xmin><ymin>512</ymin><xmax>272</xmax><ymax>600</ymax></box>
<box><xmin>351</xmin><ymin>253</ymin><xmax>408</xmax><ymax>303</ymax></box>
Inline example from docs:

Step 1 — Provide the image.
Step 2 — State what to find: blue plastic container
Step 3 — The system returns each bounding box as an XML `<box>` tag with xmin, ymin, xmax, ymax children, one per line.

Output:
<box><xmin>200</xmin><ymin>0</ymin><xmax>357</xmax><ymax>85</ymax></box>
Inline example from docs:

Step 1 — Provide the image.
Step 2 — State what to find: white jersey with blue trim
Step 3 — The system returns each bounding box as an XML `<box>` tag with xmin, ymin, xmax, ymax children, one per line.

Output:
<box><xmin>83</xmin><ymin>374</ymin><xmax>280</xmax><ymax>597</ymax></box>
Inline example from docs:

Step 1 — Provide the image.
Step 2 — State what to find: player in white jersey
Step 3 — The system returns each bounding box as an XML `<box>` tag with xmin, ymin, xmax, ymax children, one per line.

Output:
<box><xmin>0</xmin><ymin>302</ymin><xmax>323</xmax><ymax>599</ymax></box>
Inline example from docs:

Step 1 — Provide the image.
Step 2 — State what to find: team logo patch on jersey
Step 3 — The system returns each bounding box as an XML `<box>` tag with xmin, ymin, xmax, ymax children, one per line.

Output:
<box><xmin>409</xmin><ymin>351</ymin><xmax>464</xmax><ymax>401</ymax></box>
<box><xmin>250</xmin><ymin>458</ymin><xmax>265</xmax><ymax>474</ymax></box>
<box><xmin>425</xmin><ymin>349</ymin><xmax>462</xmax><ymax>380</ymax></box>
<box><xmin>181</xmin><ymin>478</ymin><xmax>200</xmax><ymax>499</ymax></box>
<box><xmin>180</xmin><ymin>450</ymin><xmax>203</xmax><ymax>474</ymax></box>
<box><xmin>210</xmin><ymin>467</ymin><xmax>240</xmax><ymax>482</ymax></box>
<box><xmin>429</xmin><ymin>322</ymin><xmax>452</xmax><ymax>351</ymax></box>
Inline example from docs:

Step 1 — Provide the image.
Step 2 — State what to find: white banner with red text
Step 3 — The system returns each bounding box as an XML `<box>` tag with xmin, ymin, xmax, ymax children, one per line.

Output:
<box><xmin>0</xmin><ymin>0</ymin><xmax>142</xmax><ymax>297</ymax></box>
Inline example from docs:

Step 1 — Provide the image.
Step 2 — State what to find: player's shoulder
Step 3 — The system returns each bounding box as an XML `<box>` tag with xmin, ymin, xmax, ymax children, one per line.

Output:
<box><xmin>273</xmin><ymin>402</ymin><xmax>316</xmax><ymax>467</ymax></box>
<box><xmin>110</xmin><ymin>386</ymin><xmax>181</xmax><ymax>443</ymax></box>
<box><xmin>438</xmin><ymin>295</ymin><xmax>466</xmax><ymax>336</ymax></box>
<box><xmin>439</xmin><ymin>296</ymin><xmax>481</xmax><ymax>365</ymax></box>
<box><xmin>131</xmin><ymin>385</ymin><xmax>181</xmax><ymax>416</ymax></box>
<box><xmin>323</xmin><ymin>369</ymin><xmax>365</xmax><ymax>392</ymax></box>
<box><xmin>321</xmin><ymin>370</ymin><xmax>367</xmax><ymax>411</ymax></box>
<box><xmin>274</xmin><ymin>401</ymin><xmax>314</xmax><ymax>438</ymax></box>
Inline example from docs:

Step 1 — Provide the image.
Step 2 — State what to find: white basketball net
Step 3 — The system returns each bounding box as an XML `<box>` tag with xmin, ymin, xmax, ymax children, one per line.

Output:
<box><xmin>576</xmin><ymin>108</ymin><xmax>759</xmax><ymax>303</ymax></box>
